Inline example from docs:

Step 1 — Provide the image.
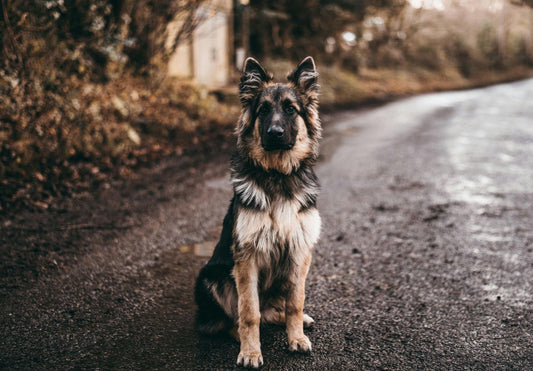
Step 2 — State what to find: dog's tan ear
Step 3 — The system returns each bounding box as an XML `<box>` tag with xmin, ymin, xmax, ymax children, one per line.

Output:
<box><xmin>287</xmin><ymin>56</ymin><xmax>319</xmax><ymax>94</ymax></box>
<box><xmin>239</xmin><ymin>58</ymin><xmax>272</xmax><ymax>106</ymax></box>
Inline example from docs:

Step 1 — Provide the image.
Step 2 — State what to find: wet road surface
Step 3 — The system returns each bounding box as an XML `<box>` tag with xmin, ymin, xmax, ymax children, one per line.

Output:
<box><xmin>1</xmin><ymin>78</ymin><xmax>533</xmax><ymax>369</ymax></box>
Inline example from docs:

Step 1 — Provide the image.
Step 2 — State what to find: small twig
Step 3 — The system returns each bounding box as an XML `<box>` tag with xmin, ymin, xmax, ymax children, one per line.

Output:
<box><xmin>56</xmin><ymin>223</ymin><xmax>140</xmax><ymax>231</ymax></box>
<box><xmin>1</xmin><ymin>0</ymin><xmax>24</xmax><ymax>70</ymax></box>
<box><xmin>2</xmin><ymin>223</ymin><xmax>140</xmax><ymax>233</ymax></box>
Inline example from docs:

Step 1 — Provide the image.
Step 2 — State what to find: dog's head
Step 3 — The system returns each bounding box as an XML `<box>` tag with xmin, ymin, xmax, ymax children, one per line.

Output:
<box><xmin>236</xmin><ymin>57</ymin><xmax>321</xmax><ymax>174</ymax></box>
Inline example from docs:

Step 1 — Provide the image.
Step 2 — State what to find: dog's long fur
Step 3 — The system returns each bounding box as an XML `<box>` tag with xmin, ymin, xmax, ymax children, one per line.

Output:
<box><xmin>194</xmin><ymin>57</ymin><xmax>321</xmax><ymax>368</ymax></box>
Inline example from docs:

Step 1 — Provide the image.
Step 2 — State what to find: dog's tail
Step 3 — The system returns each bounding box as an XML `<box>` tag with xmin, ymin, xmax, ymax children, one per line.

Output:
<box><xmin>195</xmin><ymin>314</ymin><xmax>233</xmax><ymax>335</ymax></box>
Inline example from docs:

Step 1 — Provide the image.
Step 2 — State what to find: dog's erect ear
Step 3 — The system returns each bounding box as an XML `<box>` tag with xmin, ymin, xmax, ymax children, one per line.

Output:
<box><xmin>243</xmin><ymin>58</ymin><xmax>269</xmax><ymax>81</ymax></box>
<box><xmin>287</xmin><ymin>56</ymin><xmax>319</xmax><ymax>95</ymax></box>
<box><xmin>239</xmin><ymin>58</ymin><xmax>271</xmax><ymax>106</ymax></box>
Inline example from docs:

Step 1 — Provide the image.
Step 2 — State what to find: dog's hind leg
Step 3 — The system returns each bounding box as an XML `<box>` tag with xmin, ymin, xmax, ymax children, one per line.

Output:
<box><xmin>261</xmin><ymin>306</ymin><xmax>285</xmax><ymax>326</ymax></box>
<box><xmin>261</xmin><ymin>298</ymin><xmax>315</xmax><ymax>328</ymax></box>
<box><xmin>194</xmin><ymin>264</ymin><xmax>237</xmax><ymax>336</ymax></box>
<box><xmin>303</xmin><ymin>313</ymin><xmax>315</xmax><ymax>328</ymax></box>
<box><xmin>261</xmin><ymin>296</ymin><xmax>285</xmax><ymax>326</ymax></box>
<box><xmin>194</xmin><ymin>281</ymin><xmax>234</xmax><ymax>335</ymax></box>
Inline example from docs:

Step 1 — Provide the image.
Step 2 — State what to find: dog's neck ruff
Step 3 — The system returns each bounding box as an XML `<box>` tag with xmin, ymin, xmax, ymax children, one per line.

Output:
<box><xmin>237</xmin><ymin>137</ymin><xmax>316</xmax><ymax>176</ymax></box>
<box><xmin>231</xmin><ymin>157</ymin><xmax>319</xmax><ymax>212</ymax></box>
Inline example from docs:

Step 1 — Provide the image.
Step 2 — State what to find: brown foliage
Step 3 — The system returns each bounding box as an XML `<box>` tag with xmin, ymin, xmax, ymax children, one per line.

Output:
<box><xmin>0</xmin><ymin>74</ymin><xmax>238</xmax><ymax>212</ymax></box>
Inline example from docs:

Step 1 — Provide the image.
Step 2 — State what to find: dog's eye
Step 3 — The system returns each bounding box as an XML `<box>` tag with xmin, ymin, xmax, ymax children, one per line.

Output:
<box><xmin>258</xmin><ymin>105</ymin><xmax>270</xmax><ymax>116</ymax></box>
<box><xmin>285</xmin><ymin>105</ymin><xmax>296</xmax><ymax>115</ymax></box>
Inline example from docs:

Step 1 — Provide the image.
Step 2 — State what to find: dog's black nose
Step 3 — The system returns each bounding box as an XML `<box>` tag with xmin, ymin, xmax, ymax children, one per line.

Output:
<box><xmin>267</xmin><ymin>125</ymin><xmax>284</xmax><ymax>137</ymax></box>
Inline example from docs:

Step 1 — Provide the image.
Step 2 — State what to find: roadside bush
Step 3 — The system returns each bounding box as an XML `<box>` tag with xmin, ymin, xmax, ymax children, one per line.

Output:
<box><xmin>0</xmin><ymin>74</ymin><xmax>238</xmax><ymax>210</ymax></box>
<box><xmin>446</xmin><ymin>35</ymin><xmax>476</xmax><ymax>77</ymax></box>
<box><xmin>477</xmin><ymin>23</ymin><xmax>502</xmax><ymax>69</ymax></box>
<box><xmin>340</xmin><ymin>54</ymin><xmax>361</xmax><ymax>73</ymax></box>
<box><xmin>405</xmin><ymin>38</ymin><xmax>446</xmax><ymax>71</ymax></box>
<box><xmin>373</xmin><ymin>45</ymin><xmax>406</xmax><ymax>68</ymax></box>
<box><xmin>509</xmin><ymin>35</ymin><xmax>530</xmax><ymax>66</ymax></box>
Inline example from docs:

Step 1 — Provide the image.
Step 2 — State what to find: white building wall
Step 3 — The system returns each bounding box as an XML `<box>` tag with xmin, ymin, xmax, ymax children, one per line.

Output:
<box><xmin>193</xmin><ymin>10</ymin><xmax>229</xmax><ymax>87</ymax></box>
<box><xmin>168</xmin><ymin>41</ymin><xmax>192</xmax><ymax>77</ymax></box>
<box><xmin>166</xmin><ymin>1</ymin><xmax>231</xmax><ymax>88</ymax></box>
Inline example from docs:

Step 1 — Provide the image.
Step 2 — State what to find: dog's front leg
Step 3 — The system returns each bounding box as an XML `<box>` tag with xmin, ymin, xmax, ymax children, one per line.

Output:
<box><xmin>234</xmin><ymin>260</ymin><xmax>263</xmax><ymax>368</ymax></box>
<box><xmin>286</xmin><ymin>252</ymin><xmax>312</xmax><ymax>353</ymax></box>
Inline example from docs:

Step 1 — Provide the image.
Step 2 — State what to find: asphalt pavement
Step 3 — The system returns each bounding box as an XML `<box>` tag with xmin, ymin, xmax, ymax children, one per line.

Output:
<box><xmin>1</xmin><ymin>78</ymin><xmax>532</xmax><ymax>370</ymax></box>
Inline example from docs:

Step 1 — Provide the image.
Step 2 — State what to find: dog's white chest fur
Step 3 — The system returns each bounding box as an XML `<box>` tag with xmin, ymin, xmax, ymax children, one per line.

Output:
<box><xmin>235</xmin><ymin>197</ymin><xmax>321</xmax><ymax>265</ymax></box>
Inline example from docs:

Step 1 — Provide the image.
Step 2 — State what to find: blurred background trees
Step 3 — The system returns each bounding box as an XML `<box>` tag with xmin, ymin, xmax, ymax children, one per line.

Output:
<box><xmin>0</xmin><ymin>0</ymin><xmax>206</xmax><ymax>81</ymax></box>
<box><xmin>2</xmin><ymin>0</ymin><xmax>531</xmax><ymax>84</ymax></box>
<box><xmin>241</xmin><ymin>0</ymin><xmax>533</xmax><ymax>74</ymax></box>
<box><xmin>1</xmin><ymin>0</ymin><xmax>532</xmax><ymax>210</ymax></box>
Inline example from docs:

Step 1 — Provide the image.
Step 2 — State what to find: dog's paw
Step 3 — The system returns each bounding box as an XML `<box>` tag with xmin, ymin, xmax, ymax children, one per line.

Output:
<box><xmin>288</xmin><ymin>335</ymin><xmax>312</xmax><ymax>353</ymax></box>
<box><xmin>236</xmin><ymin>351</ymin><xmax>263</xmax><ymax>368</ymax></box>
<box><xmin>303</xmin><ymin>314</ymin><xmax>315</xmax><ymax>328</ymax></box>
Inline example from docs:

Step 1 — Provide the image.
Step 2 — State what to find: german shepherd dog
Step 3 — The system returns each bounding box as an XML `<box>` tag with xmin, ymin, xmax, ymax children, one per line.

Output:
<box><xmin>194</xmin><ymin>57</ymin><xmax>321</xmax><ymax>368</ymax></box>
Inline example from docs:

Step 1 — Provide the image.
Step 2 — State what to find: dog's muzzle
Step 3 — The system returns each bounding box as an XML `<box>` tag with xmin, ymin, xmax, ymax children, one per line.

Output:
<box><xmin>267</xmin><ymin>125</ymin><xmax>284</xmax><ymax>137</ymax></box>
<box><xmin>263</xmin><ymin>125</ymin><xmax>293</xmax><ymax>151</ymax></box>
